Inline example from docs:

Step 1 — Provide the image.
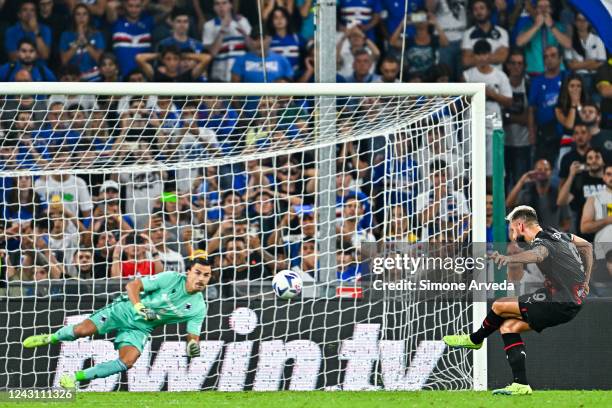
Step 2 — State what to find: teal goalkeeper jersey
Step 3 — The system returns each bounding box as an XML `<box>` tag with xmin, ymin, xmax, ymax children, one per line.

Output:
<box><xmin>108</xmin><ymin>271</ymin><xmax>206</xmax><ymax>335</ymax></box>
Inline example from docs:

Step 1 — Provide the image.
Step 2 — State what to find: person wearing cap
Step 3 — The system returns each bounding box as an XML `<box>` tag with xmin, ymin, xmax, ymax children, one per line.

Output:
<box><xmin>98</xmin><ymin>179</ymin><xmax>120</xmax><ymax>202</ymax></box>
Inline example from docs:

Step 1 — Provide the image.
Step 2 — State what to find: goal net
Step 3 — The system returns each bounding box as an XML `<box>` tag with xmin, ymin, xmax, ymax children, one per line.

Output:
<box><xmin>0</xmin><ymin>82</ymin><xmax>486</xmax><ymax>392</ymax></box>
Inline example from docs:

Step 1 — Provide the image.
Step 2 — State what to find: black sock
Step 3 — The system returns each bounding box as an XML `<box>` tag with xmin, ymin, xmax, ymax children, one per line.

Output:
<box><xmin>469</xmin><ymin>309</ymin><xmax>504</xmax><ymax>344</ymax></box>
<box><xmin>502</xmin><ymin>333</ymin><xmax>528</xmax><ymax>385</ymax></box>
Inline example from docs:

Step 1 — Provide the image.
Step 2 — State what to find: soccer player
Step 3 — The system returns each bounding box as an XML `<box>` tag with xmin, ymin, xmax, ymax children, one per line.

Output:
<box><xmin>444</xmin><ymin>205</ymin><xmax>592</xmax><ymax>395</ymax></box>
<box><xmin>22</xmin><ymin>250</ymin><xmax>211</xmax><ymax>389</ymax></box>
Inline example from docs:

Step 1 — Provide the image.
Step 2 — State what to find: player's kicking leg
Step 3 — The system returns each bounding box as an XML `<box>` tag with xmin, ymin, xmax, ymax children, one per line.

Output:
<box><xmin>443</xmin><ymin>297</ymin><xmax>533</xmax><ymax>395</ymax></box>
<box><xmin>443</xmin><ymin>297</ymin><xmax>518</xmax><ymax>348</ymax></box>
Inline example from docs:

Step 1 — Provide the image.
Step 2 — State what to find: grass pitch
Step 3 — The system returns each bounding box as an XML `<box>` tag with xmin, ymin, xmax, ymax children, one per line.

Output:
<box><xmin>4</xmin><ymin>391</ymin><xmax>611</xmax><ymax>408</ymax></box>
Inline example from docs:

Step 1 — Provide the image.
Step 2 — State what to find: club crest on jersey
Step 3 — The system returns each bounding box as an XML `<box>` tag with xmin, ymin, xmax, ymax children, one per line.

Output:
<box><xmin>185</xmin><ymin>303</ymin><xmax>192</xmax><ymax>310</ymax></box>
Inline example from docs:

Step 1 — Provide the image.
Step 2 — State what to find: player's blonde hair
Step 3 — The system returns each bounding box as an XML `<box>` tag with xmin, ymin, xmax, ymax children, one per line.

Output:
<box><xmin>506</xmin><ymin>205</ymin><xmax>539</xmax><ymax>224</ymax></box>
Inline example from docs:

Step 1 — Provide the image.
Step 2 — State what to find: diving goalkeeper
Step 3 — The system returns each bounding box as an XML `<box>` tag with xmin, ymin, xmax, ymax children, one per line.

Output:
<box><xmin>23</xmin><ymin>250</ymin><xmax>211</xmax><ymax>389</ymax></box>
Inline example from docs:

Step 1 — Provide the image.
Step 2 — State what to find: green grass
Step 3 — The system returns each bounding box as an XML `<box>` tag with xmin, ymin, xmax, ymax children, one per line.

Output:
<box><xmin>4</xmin><ymin>391</ymin><xmax>611</xmax><ymax>408</ymax></box>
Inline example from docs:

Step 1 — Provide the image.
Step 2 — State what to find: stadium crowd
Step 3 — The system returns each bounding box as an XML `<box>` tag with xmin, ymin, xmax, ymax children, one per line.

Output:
<box><xmin>0</xmin><ymin>0</ymin><xmax>612</xmax><ymax>297</ymax></box>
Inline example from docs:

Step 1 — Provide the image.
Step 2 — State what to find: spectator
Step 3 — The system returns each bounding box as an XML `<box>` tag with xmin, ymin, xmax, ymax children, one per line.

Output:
<box><xmin>528</xmin><ymin>45</ymin><xmax>564</xmax><ymax>166</ymax></box>
<box><xmin>390</xmin><ymin>12</ymin><xmax>447</xmax><ymax>78</ymax></box>
<box><xmin>559</xmin><ymin>124</ymin><xmax>593</xmax><ymax>187</ymax></box>
<box><xmin>338</xmin><ymin>0</ymin><xmax>381</xmax><ymax>40</ymax></box>
<box><xmin>67</xmin><ymin>248</ymin><xmax>95</xmax><ymax>279</ymax></box>
<box><xmin>4</xmin><ymin>0</ymin><xmax>51</xmax><ymax>61</ymax></box>
<box><xmin>0</xmin><ymin>120</ymin><xmax>48</xmax><ymax>171</ymax></box>
<box><xmin>419</xmin><ymin>124</ymin><xmax>465</xmax><ymax>186</ymax></box>
<box><xmin>377</xmin><ymin>55</ymin><xmax>400</xmax><ymax>83</ymax></box>
<box><xmin>416</xmin><ymin>159</ymin><xmax>470</xmax><ymax>241</ymax></box>
<box><xmin>173</xmin><ymin>101</ymin><xmax>219</xmax><ymax>163</ymax></box>
<box><xmin>555</xmin><ymin>74</ymin><xmax>587</xmax><ymax>159</ymax></box>
<box><xmin>296</xmin><ymin>0</ymin><xmax>314</xmax><ymax>40</ymax></box>
<box><xmin>380</xmin><ymin>1</ymin><xmax>426</xmax><ymax>41</ymax></box>
<box><xmin>0</xmin><ymin>38</ymin><xmax>56</xmax><ymax>81</ymax></box>
<box><xmin>99</xmin><ymin>52</ymin><xmax>121</xmax><ymax>81</ymax></box>
<box><xmin>344</xmin><ymin>48</ymin><xmax>380</xmax><ymax>82</ymax></box>
<box><xmin>463</xmin><ymin>40</ymin><xmax>512</xmax><ymax>176</ymax></box>
<box><xmin>124</xmin><ymin>68</ymin><xmax>147</xmax><ymax>82</ymax></box>
<box><xmin>158</xmin><ymin>8</ymin><xmax>205</xmax><ymax>54</ymax></box>
<box><xmin>38</xmin><ymin>0</ymin><xmax>69</xmax><ymax>65</ymax></box>
<box><xmin>336</xmin><ymin>246</ymin><xmax>362</xmax><ymax>282</ymax></box>
<box><xmin>42</xmin><ymin>213</ymin><xmax>81</xmax><ymax>273</ymax></box>
<box><xmin>336</xmin><ymin>194</ymin><xmax>375</xmax><ymax>250</ymax></box>
<box><xmin>337</xmin><ymin>26</ymin><xmax>380</xmax><ymax>79</ymax></box>
<box><xmin>503</xmin><ymin>49</ymin><xmax>531</xmax><ymax>189</ymax></box>
<box><xmin>260</xmin><ymin>0</ymin><xmax>295</xmax><ymax>20</ymax></box>
<box><xmin>92</xmin><ymin>198</ymin><xmax>133</xmax><ymax>237</ymax></box>
<box><xmin>109</xmin><ymin>0</ymin><xmax>154</xmax><ymax>77</ymax></box>
<box><xmin>219</xmin><ymin>190</ymin><xmax>246</xmax><ymax>221</ymax></box>
<box><xmin>581</xmin><ymin>164</ymin><xmax>612</xmax><ymax>260</ymax></box>
<box><xmin>386</xmin><ymin>204</ymin><xmax>419</xmax><ymax>242</ymax></box>
<box><xmin>147</xmin><ymin>212</ymin><xmax>185</xmax><ymax>273</ymax></box>
<box><xmin>243</xmin><ymin>96</ymin><xmax>299</xmax><ymax>147</ymax></box>
<box><xmin>118</xmin><ymin>144</ymin><xmax>166</xmax><ymax>230</ymax></box>
<box><xmin>96</xmin><ymin>178</ymin><xmax>121</xmax><ymax>204</ymax></box>
<box><xmin>461</xmin><ymin>0</ymin><xmax>508</xmax><ymax>69</ymax></box>
<box><xmin>93</xmin><ymin>231</ymin><xmax>117</xmax><ymax>278</ymax></box>
<box><xmin>135</xmin><ymin>45</ymin><xmax>211</xmax><ymax>82</ymax></box>
<box><xmin>3</xmin><ymin>175</ymin><xmax>44</xmax><ymax>223</ymax></box>
<box><xmin>293</xmin><ymin>236</ymin><xmax>317</xmax><ymax>278</ymax></box>
<box><xmin>110</xmin><ymin>232</ymin><xmax>163</xmax><ymax>278</ymax></box>
<box><xmin>506</xmin><ymin>159</ymin><xmax>570</xmax><ymax>230</ymax></box>
<box><xmin>34</xmin><ymin>173</ymin><xmax>93</xmax><ymax>224</ymax></box>
<box><xmin>158</xmin><ymin>194</ymin><xmax>192</xmax><ymax>253</ymax></box>
<box><xmin>590</xmin><ymin>250</ymin><xmax>612</xmax><ymax>296</ymax></box>
<box><xmin>231</xmin><ymin>28</ymin><xmax>293</xmax><ymax>83</ymax></box>
<box><xmin>595</xmin><ymin>59</ymin><xmax>612</xmax><ymax>129</ymax></box>
<box><xmin>565</xmin><ymin>12</ymin><xmax>606</xmax><ymax>95</ymax></box>
<box><xmin>427</xmin><ymin>0</ymin><xmax>467</xmax><ymax>81</ymax></box>
<box><xmin>202</xmin><ymin>0</ymin><xmax>251</xmax><ymax>82</ymax></box>
<box><xmin>267</xmin><ymin>6</ymin><xmax>302</xmax><ymax>73</ymax></box>
<box><xmin>217</xmin><ymin>236</ymin><xmax>274</xmax><ymax>284</ymax></box>
<box><xmin>59</xmin><ymin>4</ymin><xmax>105</xmax><ymax>81</ymax></box>
<box><xmin>248</xmin><ymin>189</ymin><xmax>279</xmax><ymax>249</ymax></box>
<box><xmin>33</xmin><ymin>101</ymin><xmax>80</xmax><ymax>157</ymax></box>
<box><xmin>557</xmin><ymin>148</ymin><xmax>605</xmax><ymax>235</ymax></box>
<box><xmin>580</xmin><ymin>102</ymin><xmax>612</xmax><ymax>164</ymax></box>
<box><xmin>515</xmin><ymin>0</ymin><xmax>570</xmax><ymax>76</ymax></box>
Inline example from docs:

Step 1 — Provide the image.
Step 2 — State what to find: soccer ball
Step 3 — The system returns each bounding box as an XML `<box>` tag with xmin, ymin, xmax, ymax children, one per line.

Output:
<box><xmin>272</xmin><ymin>270</ymin><xmax>303</xmax><ymax>300</ymax></box>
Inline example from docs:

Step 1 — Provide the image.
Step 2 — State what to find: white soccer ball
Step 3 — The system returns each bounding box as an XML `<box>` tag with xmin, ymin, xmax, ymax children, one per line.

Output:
<box><xmin>272</xmin><ymin>270</ymin><xmax>303</xmax><ymax>300</ymax></box>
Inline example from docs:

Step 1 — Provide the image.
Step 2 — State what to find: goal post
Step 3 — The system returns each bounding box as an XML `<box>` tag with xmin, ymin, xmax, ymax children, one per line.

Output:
<box><xmin>0</xmin><ymin>82</ymin><xmax>487</xmax><ymax>391</ymax></box>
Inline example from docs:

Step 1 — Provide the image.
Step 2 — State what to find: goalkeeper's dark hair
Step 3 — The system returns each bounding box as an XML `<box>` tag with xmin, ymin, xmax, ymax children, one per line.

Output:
<box><xmin>186</xmin><ymin>250</ymin><xmax>211</xmax><ymax>270</ymax></box>
<box><xmin>506</xmin><ymin>205</ymin><xmax>539</xmax><ymax>225</ymax></box>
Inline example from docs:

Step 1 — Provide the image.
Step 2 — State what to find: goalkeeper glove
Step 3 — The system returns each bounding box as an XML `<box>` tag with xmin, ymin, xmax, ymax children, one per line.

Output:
<box><xmin>134</xmin><ymin>302</ymin><xmax>158</xmax><ymax>321</ymax></box>
<box><xmin>186</xmin><ymin>339</ymin><xmax>200</xmax><ymax>357</ymax></box>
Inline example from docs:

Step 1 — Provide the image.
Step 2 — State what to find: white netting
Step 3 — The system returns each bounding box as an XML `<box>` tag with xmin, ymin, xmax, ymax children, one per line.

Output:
<box><xmin>0</xmin><ymin>86</ymin><xmax>482</xmax><ymax>391</ymax></box>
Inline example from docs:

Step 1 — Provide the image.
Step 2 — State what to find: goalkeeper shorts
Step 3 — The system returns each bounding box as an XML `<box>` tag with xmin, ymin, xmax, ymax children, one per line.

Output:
<box><xmin>89</xmin><ymin>304</ymin><xmax>150</xmax><ymax>353</ymax></box>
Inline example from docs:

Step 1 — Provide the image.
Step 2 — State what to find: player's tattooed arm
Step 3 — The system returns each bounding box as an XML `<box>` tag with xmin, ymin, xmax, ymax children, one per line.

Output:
<box><xmin>490</xmin><ymin>245</ymin><xmax>549</xmax><ymax>267</ymax></box>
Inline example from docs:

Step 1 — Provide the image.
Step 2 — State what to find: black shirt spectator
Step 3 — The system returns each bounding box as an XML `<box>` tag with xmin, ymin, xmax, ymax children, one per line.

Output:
<box><xmin>559</xmin><ymin>124</ymin><xmax>593</xmax><ymax>182</ymax></box>
<box><xmin>557</xmin><ymin>148</ymin><xmax>605</xmax><ymax>236</ymax></box>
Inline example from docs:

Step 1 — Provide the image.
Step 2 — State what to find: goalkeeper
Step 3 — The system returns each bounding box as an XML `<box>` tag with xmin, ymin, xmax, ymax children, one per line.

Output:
<box><xmin>23</xmin><ymin>250</ymin><xmax>211</xmax><ymax>389</ymax></box>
